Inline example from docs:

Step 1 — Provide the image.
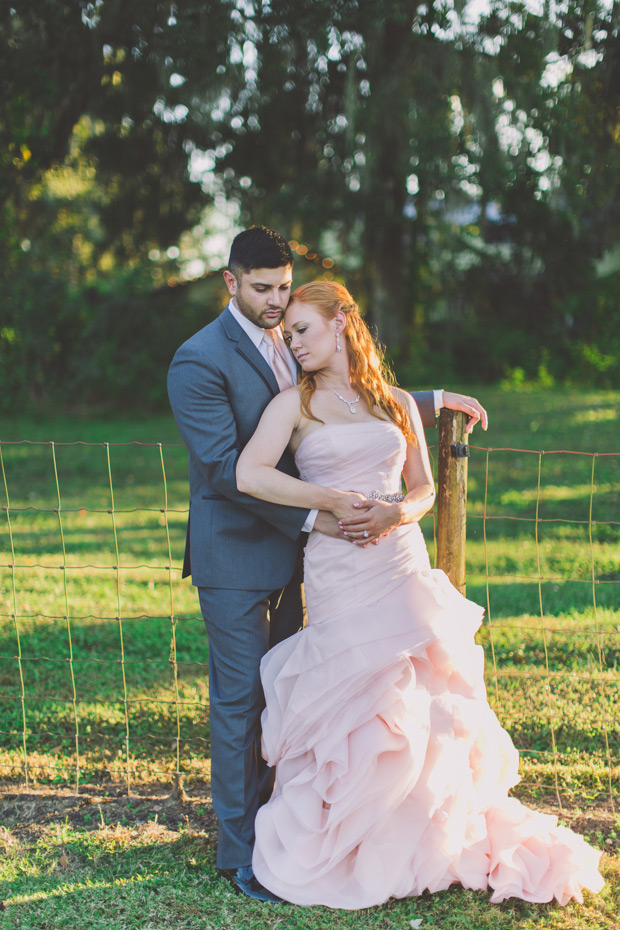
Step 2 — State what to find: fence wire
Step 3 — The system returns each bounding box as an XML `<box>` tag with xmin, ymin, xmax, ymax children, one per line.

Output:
<box><xmin>1</xmin><ymin>438</ymin><xmax>618</xmax><ymax>808</ymax></box>
<box><xmin>469</xmin><ymin>444</ymin><xmax>619</xmax><ymax>811</ymax></box>
<box><xmin>0</xmin><ymin>439</ymin><xmax>201</xmax><ymax>792</ymax></box>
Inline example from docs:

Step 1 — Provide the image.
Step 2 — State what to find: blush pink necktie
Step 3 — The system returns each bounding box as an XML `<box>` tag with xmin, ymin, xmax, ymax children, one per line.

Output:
<box><xmin>263</xmin><ymin>329</ymin><xmax>295</xmax><ymax>391</ymax></box>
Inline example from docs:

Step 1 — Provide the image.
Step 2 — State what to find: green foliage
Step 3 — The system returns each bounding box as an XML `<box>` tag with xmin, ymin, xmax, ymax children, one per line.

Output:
<box><xmin>0</xmin><ymin>2</ymin><xmax>201</xmax><ymax>266</ymax></box>
<box><xmin>0</xmin><ymin>265</ymin><xmax>225</xmax><ymax>413</ymax></box>
<box><xmin>2</xmin><ymin>1</ymin><xmax>620</xmax><ymax>407</ymax></box>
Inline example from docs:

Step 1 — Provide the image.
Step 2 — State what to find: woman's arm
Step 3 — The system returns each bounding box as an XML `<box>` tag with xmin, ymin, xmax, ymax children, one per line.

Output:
<box><xmin>339</xmin><ymin>390</ymin><xmax>436</xmax><ymax>544</ymax></box>
<box><xmin>236</xmin><ymin>390</ymin><xmax>366</xmax><ymax>520</ymax></box>
<box><xmin>399</xmin><ymin>389</ymin><xmax>436</xmax><ymax>520</ymax></box>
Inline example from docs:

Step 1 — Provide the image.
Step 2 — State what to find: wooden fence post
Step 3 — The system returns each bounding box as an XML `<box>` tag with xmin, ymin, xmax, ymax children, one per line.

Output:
<box><xmin>436</xmin><ymin>408</ymin><xmax>469</xmax><ymax>595</ymax></box>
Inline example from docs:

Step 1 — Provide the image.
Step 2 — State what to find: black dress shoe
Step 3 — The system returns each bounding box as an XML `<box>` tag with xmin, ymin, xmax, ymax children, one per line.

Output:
<box><xmin>220</xmin><ymin>865</ymin><xmax>286</xmax><ymax>904</ymax></box>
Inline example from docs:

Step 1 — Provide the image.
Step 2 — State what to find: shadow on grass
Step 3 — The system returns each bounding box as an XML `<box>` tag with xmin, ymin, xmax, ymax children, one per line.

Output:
<box><xmin>467</xmin><ymin>580</ymin><xmax>620</xmax><ymax>621</ymax></box>
<box><xmin>1</xmin><ymin>516</ymin><xmax>188</xmax><ymax>561</ymax></box>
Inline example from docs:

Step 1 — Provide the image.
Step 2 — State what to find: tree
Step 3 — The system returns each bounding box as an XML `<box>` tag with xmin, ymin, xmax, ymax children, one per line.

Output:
<box><xmin>2</xmin><ymin>0</ymin><xmax>619</xmax><ymax>406</ymax></box>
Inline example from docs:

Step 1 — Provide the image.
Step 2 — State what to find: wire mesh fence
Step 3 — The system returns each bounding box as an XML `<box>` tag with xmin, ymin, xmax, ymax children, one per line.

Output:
<box><xmin>0</xmin><ymin>438</ymin><xmax>202</xmax><ymax>791</ymax></box>
<box><xmin>467</xmin><ymin>443</ymin><xmax>620</xmax><ymax>811</ymax></box>
<box><xmin>1</xmin><ymin>434</ymin><xmax>619</xmax><ymax>808</ymax></box>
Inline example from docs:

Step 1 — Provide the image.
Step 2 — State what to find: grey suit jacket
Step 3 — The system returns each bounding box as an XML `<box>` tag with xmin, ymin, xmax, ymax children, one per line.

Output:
<box><xmin>168</xmin><ymin>307</ymin><xmax>437</xmax><ymax>590</ymax></box>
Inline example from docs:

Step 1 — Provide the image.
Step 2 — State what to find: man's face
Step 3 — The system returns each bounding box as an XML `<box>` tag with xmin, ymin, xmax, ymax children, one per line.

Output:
<box><xmin>223</xmin><ymin>266</ymin><xmax>293</xmax><ymax>330</ymax></box>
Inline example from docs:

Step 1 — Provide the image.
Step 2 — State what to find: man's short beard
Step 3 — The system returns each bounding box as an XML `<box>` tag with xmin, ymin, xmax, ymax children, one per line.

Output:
<box><xmin>234</xmin><ymin>291</ymin><xmax>284</xmax><ymax>329</ymax></box>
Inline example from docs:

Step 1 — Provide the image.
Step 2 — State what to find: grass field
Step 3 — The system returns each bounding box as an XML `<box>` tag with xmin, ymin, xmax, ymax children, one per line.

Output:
<box><xmin>1</xmin><ymin>387</ymin><xmax>619</xmax><ymax>928</ymax></box>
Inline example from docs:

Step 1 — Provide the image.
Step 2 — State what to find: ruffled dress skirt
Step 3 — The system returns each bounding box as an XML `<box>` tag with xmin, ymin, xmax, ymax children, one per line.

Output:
<box><xmin>252</xmin><ymin>422</ymin><xmax>604</xmax><ymax>908</ymax></box>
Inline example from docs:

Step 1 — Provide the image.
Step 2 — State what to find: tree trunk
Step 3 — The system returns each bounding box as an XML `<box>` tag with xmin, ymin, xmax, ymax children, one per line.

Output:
<box><xmin>361</xmin><ymin>9</ymin><xmax>417</xmax><ymax>349</ymax></box>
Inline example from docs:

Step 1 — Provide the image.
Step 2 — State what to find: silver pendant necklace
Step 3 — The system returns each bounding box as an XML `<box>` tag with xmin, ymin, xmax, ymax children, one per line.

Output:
<box><xmin>324</xmin><ymin>383</ymin><xmax>360</xmax><ymax>414</ymax></box>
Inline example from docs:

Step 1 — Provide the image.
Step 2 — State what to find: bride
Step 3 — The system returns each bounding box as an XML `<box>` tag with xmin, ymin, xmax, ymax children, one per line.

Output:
<box><xmin>235</xmin><ymin>280</ymin><xmax>604</xmax><ymax>909</ymax></box>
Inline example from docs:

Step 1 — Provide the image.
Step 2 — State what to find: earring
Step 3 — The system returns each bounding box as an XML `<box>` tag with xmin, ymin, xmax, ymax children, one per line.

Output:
<box><xmin>336</xmin><ymin>332</ymin><xmax>341</xmax><ymax>353</ymax></box>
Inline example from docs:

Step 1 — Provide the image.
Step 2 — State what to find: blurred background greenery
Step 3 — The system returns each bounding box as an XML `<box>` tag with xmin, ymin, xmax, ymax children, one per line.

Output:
<box><xmin>1</xmin><ymin>0</ymin><xmax>619</xmax><ymax>416</ymax></box>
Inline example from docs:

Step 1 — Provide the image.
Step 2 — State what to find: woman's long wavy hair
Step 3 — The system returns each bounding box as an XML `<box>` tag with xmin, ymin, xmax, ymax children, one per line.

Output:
<box><xmin>287</xmin><ymin>281</ymin><xmax>415</xmax><ymax>445</ymax></box>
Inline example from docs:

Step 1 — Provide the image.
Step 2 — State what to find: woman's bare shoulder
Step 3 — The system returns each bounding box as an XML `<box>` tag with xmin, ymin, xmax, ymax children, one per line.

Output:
<box><xmin>390</xmin><ymin>385</ymin><xmax>416</xmax><ymax>412</ymax></box>
<box><xmin>389</xmin><ymin>386</ymin><xmax>426</xmax><ymax>438</ymax></box>
<box><xmin>266</xmin><ymin>385</ymin><xmax>302</xmax><ymax>412</ymax></box>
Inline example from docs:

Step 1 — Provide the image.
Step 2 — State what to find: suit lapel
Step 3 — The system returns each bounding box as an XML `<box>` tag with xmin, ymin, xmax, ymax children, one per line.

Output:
<box><xmin>235</xmin><ymin>343</ymin><xmax>280</xmax><ymax>396</ymax></box>
<box><xmin>219</xmin><ymin>307</ymin><xmax>279</xmax><ymax>396</ymax></box>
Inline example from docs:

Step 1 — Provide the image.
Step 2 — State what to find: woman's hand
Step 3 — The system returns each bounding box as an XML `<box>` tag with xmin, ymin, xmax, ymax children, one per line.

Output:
<box><xmin>442</xmin><ymin>391</ymin><xmax>488</xmax><ymax>433</ymax></box>
<box><xmin>339</xmin><ymin>499</ymin><xmax>403</xmax><ymax>545</ymax></box>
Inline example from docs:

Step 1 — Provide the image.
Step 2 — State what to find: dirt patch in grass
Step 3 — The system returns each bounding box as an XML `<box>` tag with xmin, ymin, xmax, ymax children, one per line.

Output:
<box><xmin>1</xmin><ymin>782</ymin><xmax>617</xmax><ymax>853</ymax></box>
<box><xmin>514</xmin><ymin>788</ymin><xmax>619</xmax><ymax>850</ymax></box>
<box><xmin>0</xmin><ymin>782</ymin><xmax>218</xmax><ymax>848</ymax></box>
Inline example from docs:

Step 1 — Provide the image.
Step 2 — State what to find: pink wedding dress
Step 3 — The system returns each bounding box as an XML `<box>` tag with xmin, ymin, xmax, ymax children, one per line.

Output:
<box><xmin>252</xmin><ymin>420</ymin><xmax>604</xmax><ymax>909</ymax></box>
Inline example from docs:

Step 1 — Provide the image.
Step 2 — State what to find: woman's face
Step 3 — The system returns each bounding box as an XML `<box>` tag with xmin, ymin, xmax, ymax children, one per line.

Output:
<box><xmin>283</xmin><ymin>302</ymin><xmax>337</xmax><ymax>371</ymax></box>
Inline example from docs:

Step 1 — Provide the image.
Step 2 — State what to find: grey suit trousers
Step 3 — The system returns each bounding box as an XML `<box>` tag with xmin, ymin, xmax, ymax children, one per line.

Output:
<box><xmin>198</xmin><ymin>555</ymin><xmax>304</xmax><ymax>869</ymax></box>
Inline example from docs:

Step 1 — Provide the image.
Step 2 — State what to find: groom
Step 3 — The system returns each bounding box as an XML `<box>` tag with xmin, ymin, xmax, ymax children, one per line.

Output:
<box><xmin>167</xmin><ymin>226</ymin><xmax>487</xmax><ymax>903</ymax></box>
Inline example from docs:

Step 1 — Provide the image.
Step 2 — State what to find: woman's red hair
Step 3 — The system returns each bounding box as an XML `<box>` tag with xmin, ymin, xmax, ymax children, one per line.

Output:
<box><xmin>287</xmin><ymin>281</ymin><xmax>415</xmax><ymax>444</ymax></box>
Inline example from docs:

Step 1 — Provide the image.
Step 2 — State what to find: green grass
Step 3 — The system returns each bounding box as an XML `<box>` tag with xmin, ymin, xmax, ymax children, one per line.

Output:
<box><xmin>0</xmin><ymin>791</ymin><xmax>619</xmax><ymax>929</ymax></box>
<box><xmin>0</xmin><ymin>391</ymin><xmax>619</xmax><ymax>791</ymax></box>
<box><xmin>459</xmin><ymin>389</ymin><xmax>620</xmax><ymax>799</ymax></box>
<box><xmin>0</xmin><ymin>389</ymin><xmax>619</xmax><ymax>925</ymax></box>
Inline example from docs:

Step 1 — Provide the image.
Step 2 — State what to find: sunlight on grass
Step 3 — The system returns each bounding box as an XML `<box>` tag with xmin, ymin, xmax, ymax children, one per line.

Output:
<box><xmin>572</xmin><ymin>408</ymin><xmax>618</xmax><ymax>425</ymax></box>
<box><xmin>11</xmin><ymin>872</ymin><xmax>153</xmax><ymax>906</ymax></box>
<box><xmin>0</xmin><ymin>819</ymin><xmax>617</xmax><ymax>930</ymax></box>
<box><xmin>500</xmin><ymin>483</ymin><xmax>617</xmax><ymax>504</ymax></box>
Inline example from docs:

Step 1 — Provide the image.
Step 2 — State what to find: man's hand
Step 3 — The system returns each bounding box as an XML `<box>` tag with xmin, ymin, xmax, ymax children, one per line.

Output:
<box><xmin>313</xmin><ymin>510</ymin><xmax>347</xmax><ymax>539</ymax></box>
<box><xmin>442</xmin><ymin>391</ymin><xmax>488</xmax><ymax>434</ymax></box>
<box><xmin>339</xmin><ymin>500</ymin><xmax>402</xmax><ymax>546</ymax></box>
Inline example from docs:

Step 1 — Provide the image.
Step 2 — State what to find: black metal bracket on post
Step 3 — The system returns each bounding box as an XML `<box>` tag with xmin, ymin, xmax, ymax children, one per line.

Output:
<box><xmin>450</xmin><ymin>443</ymin><xmax>470</xmax><ymax>459</ymax></box>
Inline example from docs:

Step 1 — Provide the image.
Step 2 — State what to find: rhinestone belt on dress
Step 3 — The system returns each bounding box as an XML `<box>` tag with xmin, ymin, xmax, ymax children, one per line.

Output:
<box><xmin>365</xmin><ymin>490</ymin><xmax>405</xmax><ymax>503</ymax></box>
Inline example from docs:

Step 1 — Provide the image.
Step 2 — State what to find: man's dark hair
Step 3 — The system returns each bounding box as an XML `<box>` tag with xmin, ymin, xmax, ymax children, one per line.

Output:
<box><xmin>228</xmin><ymin>226</ymin><xmax>293</xmax><ymax>279</ymax></box>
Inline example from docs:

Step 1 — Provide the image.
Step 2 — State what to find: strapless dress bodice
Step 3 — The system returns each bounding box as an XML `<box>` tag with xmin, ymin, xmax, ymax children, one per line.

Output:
<box><xmin>295</xmin><ymin>420</ymin><xmax>406</xmax><ymax>498</ymax></box>
<box><xmin>294</xmin><ymin>419</ymin><xmax>430</xmax><ymax>624</ymax></box>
